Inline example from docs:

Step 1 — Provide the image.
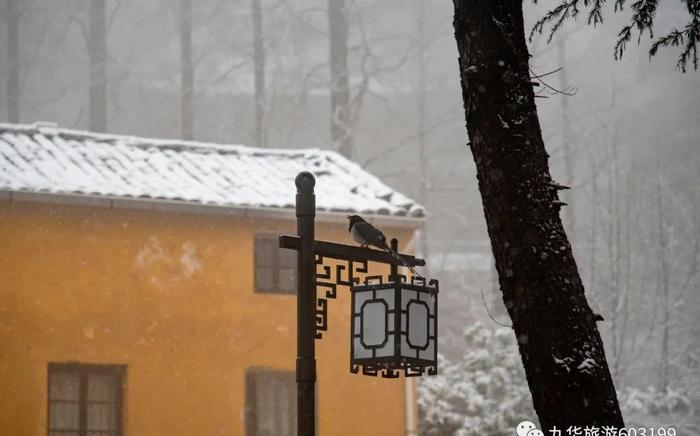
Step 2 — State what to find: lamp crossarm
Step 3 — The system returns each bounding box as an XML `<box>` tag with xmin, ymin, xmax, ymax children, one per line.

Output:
<box><xmin>279</xmin><ymin>234</ymin><xmax>425</xmax><ymax>340</ymax></box>
<box><xmin>278</xmin><ymin>235</ymin><xmax>425</xmax><ymax>267</ymax></box>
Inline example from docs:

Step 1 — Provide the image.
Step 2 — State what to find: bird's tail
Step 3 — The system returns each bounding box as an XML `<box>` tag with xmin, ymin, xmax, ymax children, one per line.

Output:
<box><xmin>383</xmin><ymin>243</ymin><xmax>424</xmax><ymax>279</ymax></box>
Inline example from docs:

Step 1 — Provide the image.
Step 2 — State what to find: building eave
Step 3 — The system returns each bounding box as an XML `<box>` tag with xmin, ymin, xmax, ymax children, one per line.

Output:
<box><xmin>0</xmin><ymin>190</ymin><xmax>425</xmax><ymax>229</ymax></box>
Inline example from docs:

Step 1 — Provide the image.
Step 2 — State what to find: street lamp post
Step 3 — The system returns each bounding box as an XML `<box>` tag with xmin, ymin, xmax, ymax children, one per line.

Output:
<box><xmin>280</xmin><ymin>171</ymin><xmax>438</xmax><ymax>436</ymax></box>
<box><xmin>295</xmin><ymin>171</ymin><xmax>317</xmax><ymax>435</ymax></box>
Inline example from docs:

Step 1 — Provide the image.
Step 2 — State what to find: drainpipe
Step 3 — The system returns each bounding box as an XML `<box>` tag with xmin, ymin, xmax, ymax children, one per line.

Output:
<box><xmin>405</xmin><ymin>377</ymin><xmax>417</xmax><ymax>435</ymax></box>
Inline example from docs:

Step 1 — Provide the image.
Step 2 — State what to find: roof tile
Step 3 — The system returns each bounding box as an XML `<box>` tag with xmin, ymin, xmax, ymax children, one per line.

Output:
<box><xmin>0</xmin><ymin>123</ymin><xmax>424</xmax><ymax>219</ymax></box>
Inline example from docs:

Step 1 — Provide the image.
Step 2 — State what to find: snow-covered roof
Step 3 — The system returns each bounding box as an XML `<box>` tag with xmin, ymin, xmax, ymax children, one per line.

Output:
<box><xmin>0</xmin><ymin>123</ymin><xmax>424</xmax><ymax>222</ymax></box>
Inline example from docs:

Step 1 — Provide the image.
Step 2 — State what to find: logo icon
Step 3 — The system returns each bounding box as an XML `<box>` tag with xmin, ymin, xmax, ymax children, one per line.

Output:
<box><xmin>517</xmin><ymin>420</ymin><xmax>544</xmax><ymax>436</ymax></box>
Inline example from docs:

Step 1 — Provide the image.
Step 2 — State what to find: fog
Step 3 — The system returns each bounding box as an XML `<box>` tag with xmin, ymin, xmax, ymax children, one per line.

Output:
<box><xmin>1</xmin><ymin>0</ymin><xmax>698</xmax><ymax>434</ymax></box>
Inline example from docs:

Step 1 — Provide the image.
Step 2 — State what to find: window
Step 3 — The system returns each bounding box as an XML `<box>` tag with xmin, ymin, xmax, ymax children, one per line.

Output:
<box><xmin>48</xmin><ymin>363</ymin><xmax>125</xmax><ymax>436</ymax></box>
<box><xmin>254</xmin><ymin>235</ymin><xmax>296</xmax><ymax>294</ymax></box>
<box><xmin>245</xmin><ymin>369</ymin><xmax>296</xmax><ymax>436</ymax></box>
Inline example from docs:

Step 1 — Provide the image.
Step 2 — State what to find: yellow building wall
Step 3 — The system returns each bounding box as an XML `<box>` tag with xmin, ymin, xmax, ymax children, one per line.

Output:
<box><xmin>0</xmin><ymin>200</ymin><xmax>417</xmax><ymax>436</ymax></box>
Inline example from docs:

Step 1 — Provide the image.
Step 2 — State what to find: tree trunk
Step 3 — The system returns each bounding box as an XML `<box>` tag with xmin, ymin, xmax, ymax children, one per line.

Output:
<box><xmin>328</xmin><ymin>0</ymin><xmax>352</xmax><ymax>159</ymax></box>
<box><xmin>452</xmin><ymin>0</ymin><xmax>624</xmax><ymax>430</ymax></box>
<box><xmin>180</xmin><ymin>0</ymin><xmax>194</xmax><ymax>140</ymax></box>
<box><xmin>251</xmin><ymin>0</ymin><xmax>266</xmax><ymax>147</ymax></box>
<box><xmin>5</xmin><ymin>0</ymin><xmax>20</xmax><ymax>123</ymax></box>
<box><xmin>88</xmin><ymin>0</ymin><xmax>107</xmax><ymax>132</ymax></box>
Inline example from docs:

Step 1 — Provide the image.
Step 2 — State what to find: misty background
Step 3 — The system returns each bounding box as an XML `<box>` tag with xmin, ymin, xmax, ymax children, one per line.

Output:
<box><xmin>2</xmin><ymin>0</ymin><xmax>699</xmax><ymax>427</ymax></box>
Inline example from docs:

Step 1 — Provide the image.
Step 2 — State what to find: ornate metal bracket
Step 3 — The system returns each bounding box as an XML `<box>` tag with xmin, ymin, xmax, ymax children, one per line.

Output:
<box><xmin>314</xmin><ymin>254</ymin><xmax>368</xmax><ymax>338</ymax></box>
<box><xmin>279</xmin><ymin>235</ymin><xmax>425</xmax><ymax>339</ymax></box>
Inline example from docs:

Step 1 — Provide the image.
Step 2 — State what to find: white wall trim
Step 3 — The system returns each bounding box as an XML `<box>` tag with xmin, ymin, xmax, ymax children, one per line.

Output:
<box><xmin>1</xmin><ymin>190</ymin><xmax>424</xmax><ymax>229</ymax></box>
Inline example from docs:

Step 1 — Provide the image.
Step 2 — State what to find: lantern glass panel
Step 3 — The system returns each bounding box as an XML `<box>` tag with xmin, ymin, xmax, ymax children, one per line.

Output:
<box><xmin>400</xmin><ymin>335</ymin><xmax>414</xmax><ymax>358</ymax></box>
<box><xmin>355</xmin><ymin>292</ymin><xmax>372</xmax><ymax>313</ymax></box>
<box><xmin>419</xmin><ymin>340</ymin><xmax>435</xmax><ymax>361</ymax></box>
<box><xmin>375</xmin><ymin>334</ymin><xmax>394</xmax><ymax>357</ymax></box>
<box><xmin>361</xmin><ymin>300</ymin><xmax>387</xmax><ymax>347</ymax></box>
<box><xmin>350</xmin><ymin>276</ymin><xmax>438</xmax><ymax>377</ymax></box>
<box><xmin>423</xmin><ymin>295</ymin><xmax>433</xmax><ymax>312</ymax></box>
<box><xmin>376</xmin><ymin>289</ymin><xmax>394</xmax><ymax>310</ymax></box>
<box><xmin>353</xmin><ymin>337</ymin><xmax>372</xmax><ymax>358</ymax></box>
<box><xmin>401</xmin><ymin>290</ymin><xmax>417</xmax><ymax>310</ymax></box>
<box><xmin>407</xmin><ymin>300</ymin><xmax>429</xmax><ymax>349</ymax></box>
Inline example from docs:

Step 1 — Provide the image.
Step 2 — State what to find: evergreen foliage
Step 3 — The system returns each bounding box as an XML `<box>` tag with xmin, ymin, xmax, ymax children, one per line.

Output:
<box><xmin>531</xmin><ymin>0</ymin><xmax>700</xmax><ymax>71</ymax></box>
<box><xmin>418</xmin><ymin>323</ymin><xmax>537</xmax><ymax>436</ymax></box>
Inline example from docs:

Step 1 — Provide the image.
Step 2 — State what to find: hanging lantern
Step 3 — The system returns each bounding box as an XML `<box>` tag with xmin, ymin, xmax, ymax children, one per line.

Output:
<box><xmin>350</xmin><ymin>275</ymin><xmax>438</xmax><ymax>377</ymax></box>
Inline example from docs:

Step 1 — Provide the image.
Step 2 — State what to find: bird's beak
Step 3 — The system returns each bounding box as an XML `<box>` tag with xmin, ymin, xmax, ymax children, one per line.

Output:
<box><xmin>345</xmin><ymin>215</ymin><xmax>352</xmax><ymax>219</ymax></box>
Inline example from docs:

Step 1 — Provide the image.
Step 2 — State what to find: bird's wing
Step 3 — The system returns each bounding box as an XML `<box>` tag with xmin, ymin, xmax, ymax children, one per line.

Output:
<box><xmin>353</xmin><ymin>221</ymin><xmax>387</xmax><ymax>248</ymax></box>
<box><xmin>350</xmin><ymin>226</ymin><xmax>367</xmax><ymax>245</ymax></box>
<box><xmin>353</xmin><ymin>221</ymin><xmax>424</xmax><ymax>279</ymax></box>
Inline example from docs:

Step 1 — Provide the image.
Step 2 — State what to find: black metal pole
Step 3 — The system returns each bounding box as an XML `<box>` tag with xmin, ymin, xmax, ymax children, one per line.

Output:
<box><xmin>390</xmin><ymin>238</ymin><xmax>400</xmax><ymax>360</ymax></box>
<box><xmin>390</xmin><ymin>238</ymin><xmax>399</xmax><ymax>279</ymax></box>
<box><xmin>295</xmin><ymin>171</ymin><xmax>316</xmax><ymax>436</ymax></box>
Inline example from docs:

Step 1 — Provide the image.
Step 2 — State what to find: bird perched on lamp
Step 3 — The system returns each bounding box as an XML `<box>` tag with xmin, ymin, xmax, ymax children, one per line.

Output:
<box><xmin>346</xmin><ymin>214</ymin><xmax>423</xmax><ymax>278</ymax></box>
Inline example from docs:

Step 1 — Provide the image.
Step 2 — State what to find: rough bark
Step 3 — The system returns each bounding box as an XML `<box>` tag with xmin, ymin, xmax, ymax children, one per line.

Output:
<box><xmin>251</xmin><ymin>0</ymin><xmax>266</xmax><ymax>147</ymax></box>
<box><xmin>328</xmin><ymin>0</ymin><xmax>352</xmax><ymax>159</ymax></box>
<box><xmin>452</xmin><ymin>0</ymin><xmax>624</xmax><ymax>430</ymax></box>
<box><xmin>180</xmin><ymin>0</ymin><xmax>194</xmax><ymax>140</ymax></box>
<box><xmin>5</xmin><ymin>0</ymin><xmax>20</xmax><ymax>123</ymax></box>
<box><xmin>89</xmin><ymin>0</ymin><xmax>107</xmax><ymax>132</ymax></box>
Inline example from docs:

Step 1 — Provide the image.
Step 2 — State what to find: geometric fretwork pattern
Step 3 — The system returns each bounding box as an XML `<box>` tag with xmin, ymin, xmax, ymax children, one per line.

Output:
<box><xmin>314</xmin><ymin>254</ymin><xmax>368</xmax><ymax>339</ymax></box>
<box><xmin>350</xmin><ymin>275</ymin><xmax>438</xmax><ymax>378</ymax></box>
